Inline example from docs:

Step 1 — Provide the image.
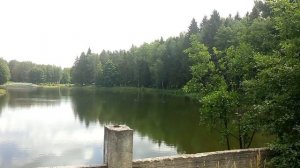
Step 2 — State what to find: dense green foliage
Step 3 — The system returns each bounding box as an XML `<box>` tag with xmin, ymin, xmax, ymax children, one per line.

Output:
<box><xmin>1</xmin><ymin>0</ymin><xmax>299</xmax><ymax>166</ymax></box>
<box><xmin>8</xmin><ymin>60</ymin><xmax>64</xmax><ymax>84</ymax></box>
<box><xmin>247</xmin><ymin>1</ymin><xmax>300</xmax><ymax>167</ymax></box>
<box><xmin>60</xmin><ymin>68</ymin><xmax>71</xmax><ymax>84</ymax></box>
<box><xmin>183</xmin><ymin>0</ymin><xmax>300</xmax><ymax>167</ymax></box>
<box><xmin>70</xmin><ymin>21</ymin><xmax>200</xmax><ymax>88</ymax></box>
<box><xmin>0</xmin><ymin>58</ymin><xmax>10</xmax><ymax>85</ymax></box>
<box><xmin>184</xmin><ymin>41</ymin><xmax>259</xmax><ymax>149</ymax></box>
<box><xmin>71</xmin><ymin>51</ymin><xmax>100</xmax><ymax>85</ymax></box>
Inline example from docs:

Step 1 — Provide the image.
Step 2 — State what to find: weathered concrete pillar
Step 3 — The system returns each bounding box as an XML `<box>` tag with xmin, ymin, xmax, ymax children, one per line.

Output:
<box><xmin>104</xmin><ymin>125</ymin><xmax>133</xmax><ymax>168</ymax></box>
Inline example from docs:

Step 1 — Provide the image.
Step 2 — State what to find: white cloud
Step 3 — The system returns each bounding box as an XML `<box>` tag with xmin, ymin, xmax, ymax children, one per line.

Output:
<box><xmin>0</xmin><ymin>0</ymin><xmax>254</xmax><ymax>67</ymax></box>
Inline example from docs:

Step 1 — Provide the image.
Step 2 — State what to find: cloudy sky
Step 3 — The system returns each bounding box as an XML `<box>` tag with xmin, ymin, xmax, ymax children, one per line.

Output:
<box><xmin>0</xmin><ymin>0</ymin><xmax>254</xmax><ymax>68</ymax></box>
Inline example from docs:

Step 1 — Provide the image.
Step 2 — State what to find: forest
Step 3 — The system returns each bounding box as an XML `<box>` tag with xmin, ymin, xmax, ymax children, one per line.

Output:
<box><xmin>0</xmin><ymin>0</ymin><xmax>299</xmax><ymax>167</ymax></box>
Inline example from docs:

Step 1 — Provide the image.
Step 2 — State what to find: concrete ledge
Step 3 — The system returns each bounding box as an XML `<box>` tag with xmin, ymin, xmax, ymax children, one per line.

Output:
<box><xmin>39</xmin><ymin>165</ymin><xmax>107</xmax><ymax>168</ymax></box>
<box><xmin>42</xmin><ymin>148</ymin><xmax>269</xmax><ymax>168</ymax></box>
<box><xmin>133</xmin><ymin>148</ymin><xmax>269</xmax><ymax>168</ymax></box>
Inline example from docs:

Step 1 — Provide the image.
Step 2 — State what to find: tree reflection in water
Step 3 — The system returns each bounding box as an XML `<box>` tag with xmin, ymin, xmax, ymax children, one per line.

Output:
<box><xmin>70</xmin><ymin>88</ymin><xmax>259</xmax><ymax>154</ymax></box>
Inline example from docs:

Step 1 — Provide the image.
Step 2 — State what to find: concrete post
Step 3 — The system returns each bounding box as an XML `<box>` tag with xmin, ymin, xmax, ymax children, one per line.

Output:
<box><xmin>104</xmin><ymin>125</ymin><xmax>133</xmax><ymax>168</ymax></box>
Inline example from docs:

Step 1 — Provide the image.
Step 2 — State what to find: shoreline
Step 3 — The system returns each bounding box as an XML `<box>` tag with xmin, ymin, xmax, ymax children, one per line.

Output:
<box><xmin>5</xmin><ymin>82</ymin><xmax>198</xmax><ymax>99</ymax></box>
<box><xmin>2</xmin><ymin>82</ymin><xmax>198</xmax><ymax>100</ymax></box>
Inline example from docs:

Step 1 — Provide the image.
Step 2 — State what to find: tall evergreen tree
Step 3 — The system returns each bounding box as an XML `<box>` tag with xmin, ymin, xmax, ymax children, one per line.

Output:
<box><xmin>0</xmin><ymin>58</ymin><xmax>10</xmax><ymax>85</ymax></box>
<box><xmin>234</xmin><ymin>12</ymin><xmax>241</xmax><ymax>20</ymax></box>
<box><xmin>201</xmin><ymin>10</ymin><xmax>222</xmax><ymax>50</ymax></box>
<box><xmin>101</xmin><ymin>59</ymin><xmax>119</xmax><ymax>86</ymax></box>
<box><xmin>71</xmin><ymin>51</ymin><xmax>101</xmax><ymax>85</ymax></box>
<box><xmin>60</xmin><ymin>68</ymin><xmax>71</xmax><ymax>84</ymax></box>
<box><xmin>87</xmin><ymin>47</ymin><xmax>92</xmax><ymax>55</ymax></box>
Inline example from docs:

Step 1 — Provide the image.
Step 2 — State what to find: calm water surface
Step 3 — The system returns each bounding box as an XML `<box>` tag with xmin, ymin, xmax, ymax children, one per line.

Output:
<box><xmin>0</xmin><ymin>87</ymin><xmax>270</xmax><ymax>167</ymax></box>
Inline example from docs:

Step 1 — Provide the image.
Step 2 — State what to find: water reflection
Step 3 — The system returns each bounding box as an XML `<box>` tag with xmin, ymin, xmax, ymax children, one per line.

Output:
<box><xmin>0</xmin><ymin>95</ymin><xmax>8</xmax><ymax>115</ymax></box>
<box><xmin>6</xmin><ymin>88</ymin><xmax>65</xmax><ymax>108</ymax></box>
<box><xmin>0</xmin><ymin>101</ymin><xmax>104</xmax><ymax>167</ymax></box>
<box><xmin>70</xmin><ymin>88</ymin><xmax>228</xmax><ymax>153</ymax></box>
<box><xmin>0</xmin><ymin>88</ymin><xmax>270</xmax><ymax>167</ymax></box>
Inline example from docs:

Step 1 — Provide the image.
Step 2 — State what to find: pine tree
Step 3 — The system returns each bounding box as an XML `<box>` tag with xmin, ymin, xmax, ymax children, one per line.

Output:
<box><xmin>0</xmin><ymin>58</ymin><xmax>10</xmax><ymax>84</ymax></box>
<box><xmin>184</xmin><ymin>18</ymin><xmax>200</xmax><ymax>48</ymax></box>
<box><xmin>87</xmin><ymin>47</ymin><xmax>92</xmax><ymax>55</ymax></box>
<box><xmin>201</xmin><ymin>10</ymin><xmax>222</xmax><ymax>50</ymax></box>
<box><xmin>101</xmin><ymin>59</ymin><xmax>119</xmax><ymax>86</ymax></box>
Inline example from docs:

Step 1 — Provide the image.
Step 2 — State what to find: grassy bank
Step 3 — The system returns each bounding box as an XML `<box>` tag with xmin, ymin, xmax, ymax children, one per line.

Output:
<box><xmin>0</xmin><ymin>88</ymin><xmax>6</xmax><ymax>96</ymax></box>
<box><xmin>97</xmin><ymin>86</ymin><xmax>185</xmax><ymax>95</ymax></box>
<box><xmin>6</xmin><ymin>82</ymin><xmax>198</xmax><ymax>99</ymax></box>
<box><xmin>3</xmin><ymin>82</ymin><xmax>38</xmax><ymax>89</ymax></box>
<box><xmin>58</xmin><ymin>84</ymin><xmax>192</xmax><ymax>97</ymax></box>
<box><xmin>37</xmin><ymin>83</ymin><xmax>179</xmax><ymax>94</ymax></box>
<box><xmin>38</xmin><ymin>83</ymin><xmax>73</xmax><ymax>88</ymax></box>
<box><xmin>73</xmin><ymin>85</ymin><xmax>198</xmax><ymax>99</ymax></box>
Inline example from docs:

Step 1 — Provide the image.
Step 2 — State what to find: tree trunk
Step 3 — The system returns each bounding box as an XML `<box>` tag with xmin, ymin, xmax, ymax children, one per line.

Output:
<box><xmin>224</xmin><ymin>117</ymin><xmax>231</xmax><ymax>150</ymax></box>
<box><xmin>247</xmin><ymin>130</ymin><xmax>256</xmax><ymax>148</ymax></box>
<box><xmin>238</xmin><ymin>123</ymin><xmax>244</xmax><ymax>149</ymax></box>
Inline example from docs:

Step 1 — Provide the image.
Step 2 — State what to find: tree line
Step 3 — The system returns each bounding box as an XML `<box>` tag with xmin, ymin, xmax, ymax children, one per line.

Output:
<box><xmin>0</xmin><ymin>59</ymin><xmax>71</xmax><ymax>84</ymax></box>
<box><xmin>0</xmin><ymin>0</ymin><xmax>299</xmax><ymax>166</ymax></box>
<box><xmin>71</xmin><ymin>35</ymin><xmax>191</xmax><ymax>88</ymax></box>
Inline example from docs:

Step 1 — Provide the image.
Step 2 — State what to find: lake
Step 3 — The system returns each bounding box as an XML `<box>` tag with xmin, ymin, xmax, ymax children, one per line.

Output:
<box><xmin>0</xmin><ymin>87</ymin><xmax>270</xmax><ymax>167</ymax></box>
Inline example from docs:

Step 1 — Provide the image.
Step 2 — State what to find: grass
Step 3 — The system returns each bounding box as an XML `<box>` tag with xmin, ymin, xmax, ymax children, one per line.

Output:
<box><xmin>0</xmin><ymin>88</ymin><xmax>6</xmax><ymax>96</ymax></box>
<box><xmin>46</xmin><ymin>83</ymin><xmax>185</xmax><ymax>95</ymax></box>
<box><xmin>38</xmin><ymin>83</ymin><xmax>73</xmax><ymax>88</ymax></box>
<box><xmin>249</xmin><ymin>150</ymin><xmax>266</xmax><ymax>168</ymax></box>
<box><xmin>4</xmin><ymin>82</ymin><xmax>197</xmax><ymax>99</ymax></box>
<box><xmin>63</xmin><ymin>85</ymin><xmax>199</xmax><ymax>99</ymax></box>
<box><xmin>97</xmin><ymin>86</ymin><xmax>182</xmax><ymax>94</ymax></box>
<box><xmin>212</xmin><ymin>150</ymin><xmax>266</xmax><ymax>168</ymax></box>
<box><xmin>59</xmin><ymin>85</ymin><xmax>199</xmax><ymax>100</ymax></box>
<box><xmin>75</xmin><ymin>85</ymin><xmax>195</xmax><ymax>98</ymax></box>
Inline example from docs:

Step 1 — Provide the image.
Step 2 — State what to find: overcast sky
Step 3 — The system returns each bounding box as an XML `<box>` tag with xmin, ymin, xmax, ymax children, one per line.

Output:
<box><xmin>0</xmin><ymin>0</ymin><xmax>254</xmax><ymax>68</ymax></box>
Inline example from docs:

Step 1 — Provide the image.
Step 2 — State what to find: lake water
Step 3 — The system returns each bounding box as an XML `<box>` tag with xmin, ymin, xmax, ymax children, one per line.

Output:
<box><xmin>0</xmin><ymin>87</ymin><xmax>270</xmax><ymax>167</ymax></box>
